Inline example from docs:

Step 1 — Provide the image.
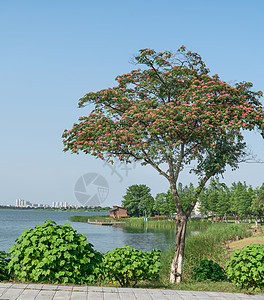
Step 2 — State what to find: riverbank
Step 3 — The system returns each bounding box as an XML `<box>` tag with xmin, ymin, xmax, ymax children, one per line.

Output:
<box><xmin>1</xmin><ymin>210</ymin><xmax>263</xmax><ymax>293</ymax></box>
<box><xmin>155</xmin><ymin>224</ymin><xmax>263</xmax><ymax>294</ymax></box>
<box><xmin>69</xmin><ymin>215</ymin><xmax>212</xmax><ymax>230</ymax></box>
<box><xmin>1</xmin><ymin>220</ymin><xmax>263</xmax><ymax>294</ymax></box>
<box><xmin>227</xmin><ymin>226</ymin><xmax>264</xmax><ymax>251</ymax></box>
<box><xmin>0</xmin><ymin>206</ymin><xmax>110</xmax><ymax>212</ymax></box>
<box><xmin>69</xmin><ymin>215</ymin><xmax>264</xmax><ymax>293</ymax></box>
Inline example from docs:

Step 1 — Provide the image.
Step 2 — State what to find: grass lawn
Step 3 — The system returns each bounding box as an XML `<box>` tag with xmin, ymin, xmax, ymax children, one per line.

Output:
<box><xmin>227</xmin><ymin>227</ymin><xmax>264</xmax><ymax>251</ymax></box>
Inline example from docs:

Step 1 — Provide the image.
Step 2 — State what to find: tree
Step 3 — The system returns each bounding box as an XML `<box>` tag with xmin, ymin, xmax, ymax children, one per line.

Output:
<box><xmin>215</xmin><ymin>183</ymin><xmax>230</xmax><ymax>220</ymax></box>
<box><xmin>121</xmin><ymin>184</ymin><xmax>154</xmax><ymax>217</ymax></box>
<box><xmin>154</xmin><ymin>190</ymin><xmax>176</xmax><ymax>216</ymax></box>
<box><xmin>229</xmin><ymin>182</ymin><xmax>240</xmax><ymax>222</ymax></box>
<box><xmin>247</xmin><ymin>186</ymin><xmax>255</xmax><ymax>223</ymax></box>
<box><xmin>177</xmin><ymin>182</ymin><xmax>196</xmax><ymax>213</ymax></box>
<box><xmin>229</xmin><ymin>181</ymin><xmax>252</xmax><ymax>222</ymax></box>
<box><xmin>153</xmin><ymin>192</ymin><xmax>169</xmax><ymax>216</ymax></box>
<box><xmin>198</xmin><ymin>188</ymin><xmax>210</xmax><ymax>218</ymax></box>
<box><xmin>251</xmin><ymin>183</ymin><xmax>264</xmax><ymax>226</ymax></box>
<box><xmin>202</xmin><ymin>177</ymin><xmax>230</xmax><ymax>221</ymax></box>
<box><xmin>238</xmin><ymin>182</ymin><xmax>252</xmax><ymax>221</ymax></box>
<box><xmin>63</xmin><ymin>46</ymin><xmax>264</xmax><ymax>283</ymax></box>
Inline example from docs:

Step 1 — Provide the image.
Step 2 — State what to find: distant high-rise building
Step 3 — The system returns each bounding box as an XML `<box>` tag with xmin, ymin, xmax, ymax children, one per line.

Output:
<box><xmin>15</xmin><ymin>199</ymin><xmax>32</xmax><ymax>207</ymax></box>
<box><xmin>15</xmin><ymin>199</ymin><xmax>69</xmax><ymax>209</ymax></box>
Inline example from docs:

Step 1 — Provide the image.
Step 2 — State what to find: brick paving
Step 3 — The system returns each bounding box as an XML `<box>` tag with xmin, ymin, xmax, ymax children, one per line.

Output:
<box><xmin>0</xmin><ymin>283</ymin><xmax>263</xmax><ymax>300</ymax></box>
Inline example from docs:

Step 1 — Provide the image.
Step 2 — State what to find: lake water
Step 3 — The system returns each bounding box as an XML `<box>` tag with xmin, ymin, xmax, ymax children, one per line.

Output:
<box><xmin>0</xmin><ymin>209</ymin><xmax>178</xmax><ymax>253</ymax></box>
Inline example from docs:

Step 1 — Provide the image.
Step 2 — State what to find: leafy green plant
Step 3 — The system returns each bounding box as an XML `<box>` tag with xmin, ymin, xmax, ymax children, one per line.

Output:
<box><xmin>226</xmin><ymin>244</ymin><xmax>264</xmax><ymax>291</ymax></box>
<box><xmin>100</xmin><ymin>245</ymin><xmax>161</xmax><ymax>287</ymax></box>
<box><xmin>191</xmin><ymin>259</ymin><xmax>226</xmax><ymax>282</ymax></box>
<box><xmin>0</xmin><ymin>251</ymin><xmax>11</xmax><ymax>281</ymax></box>
<box><xmin>8</xmin><ymin>220</ymin><xmax>102</xmax><ymax>284</ymax></box>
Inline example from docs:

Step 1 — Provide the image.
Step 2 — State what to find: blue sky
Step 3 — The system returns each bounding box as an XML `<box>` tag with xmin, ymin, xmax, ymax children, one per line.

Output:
<box><xmin>1</xmin><ymin>0</ymin><xmax>264</xmax><ymax>207</ymax></box>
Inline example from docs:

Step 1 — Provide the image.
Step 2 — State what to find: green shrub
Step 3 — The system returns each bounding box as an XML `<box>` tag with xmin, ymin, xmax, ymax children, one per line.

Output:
<box><xmin>191</xmin><ymin>259</ymin><xmax>226</xmax><ymax>282</ymax></box>
<box><xmin>8</xmin><ymin>220</ymin><xmax>102</xmax><ymax>284</ymax></box>
<box><xmin>0</xmin><ymin>251</ymin><xmax>11</xmax><ymax>281</ymax></box>
<box><xmin>226</xmin><ymin>244</ymin><xmax>264</xmax><ymax>291</ymax></box>
<box><xmin>100</xmin><ymin>245</ymin><xmax>161</xmax><ymax>287</ymax></box>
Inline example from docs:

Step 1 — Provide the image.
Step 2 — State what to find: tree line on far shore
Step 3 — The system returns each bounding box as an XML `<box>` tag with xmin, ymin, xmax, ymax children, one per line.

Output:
<box><xmin>122</xmin><ymin>180</ymin><xmax>264</xmax><ymax>223</ymax></box>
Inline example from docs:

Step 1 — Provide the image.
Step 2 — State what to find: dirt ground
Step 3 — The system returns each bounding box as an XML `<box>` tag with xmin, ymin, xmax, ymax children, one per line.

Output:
<box><xmin>228</xmin><ymin>226</ymin><xmax>264</xmax><ymax>251</ymax></box>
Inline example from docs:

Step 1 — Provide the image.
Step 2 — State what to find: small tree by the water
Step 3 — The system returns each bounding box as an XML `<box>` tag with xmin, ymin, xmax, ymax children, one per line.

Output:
<box><xmin>63</xmin><ymin>46</ymin><xmax>264</xmax><ymax>283</ymax></box>
<box><xmin>122</xmin><ymin>184</ymin><xmax>154</xmax><ymax>217</ymax></box>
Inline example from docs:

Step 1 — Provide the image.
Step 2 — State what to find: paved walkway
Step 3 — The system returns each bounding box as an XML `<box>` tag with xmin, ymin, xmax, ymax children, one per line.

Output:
<box><xmin>0</xmin><ymin>282</ymin><xmax>264</xmax><ymax>300</ymax></box>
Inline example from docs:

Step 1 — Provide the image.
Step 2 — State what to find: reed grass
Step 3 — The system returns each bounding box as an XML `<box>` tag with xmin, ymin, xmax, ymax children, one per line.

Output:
<box><xmin>123</xmin><ymin>217</ymin><xmax>211</xmax><ymax>230</ymax></box>
<box><xmin>70</xmin><ymin>215</ymin><xmax>212</xmax><ymax>230</ymax></box>
<box><xmin>159</xmin><ymin>223</ymin><xmax>251</xmax><ymax>283</ymax></box>
<box><xmin>69</xmin><ymin>215</ymin><xmax>113</xmax><ymax>223</ymax></box>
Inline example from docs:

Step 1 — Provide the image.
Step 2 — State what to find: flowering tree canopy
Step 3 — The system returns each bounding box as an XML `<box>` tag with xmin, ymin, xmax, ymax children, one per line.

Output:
<box><xmin>63</xmin><ymin>46</ymin><xmax>263</xmax><ymax>209</ymax></box>
<box><xmin>63</xmin><ymin>46</ymin><xmax>264</xmax><ymax>283</ymax></box>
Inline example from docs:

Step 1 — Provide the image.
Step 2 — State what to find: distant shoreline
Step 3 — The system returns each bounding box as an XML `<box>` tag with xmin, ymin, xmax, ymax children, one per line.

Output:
<box><xmin>0</xmin><ymin>206</ymin><xmax>111</xmax><ymax>212</ymax></box>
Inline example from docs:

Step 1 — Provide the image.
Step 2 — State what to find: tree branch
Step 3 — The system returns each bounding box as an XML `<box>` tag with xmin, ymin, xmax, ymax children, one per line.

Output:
<box><xmin>174</xmin><ymin>143</ymin><xmax>184</xmax><ymax>182</ymax></box>
<box><xmin>185</xmin><ymin>170</ymin><xmax>218</xmax><ymax>216</ymax></box>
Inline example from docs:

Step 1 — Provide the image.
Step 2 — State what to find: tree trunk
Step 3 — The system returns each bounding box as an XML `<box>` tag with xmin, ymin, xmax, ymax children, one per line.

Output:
<box><xmin>170</xmin><ymin>212</ymin><xmax>187</xmax><ymax>283</ymax></box>
<box><xmin>255</xmin><ymin>216</ymin><xmax>258</xmax><ymax>228</ymax></box>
